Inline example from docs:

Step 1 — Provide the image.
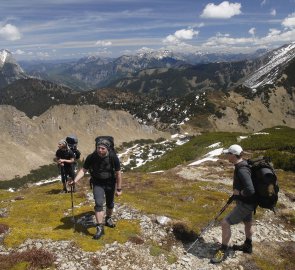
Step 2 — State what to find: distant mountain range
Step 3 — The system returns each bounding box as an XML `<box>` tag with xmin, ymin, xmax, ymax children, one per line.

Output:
<box><xmin>0</xmin><ymin>42</ymin><xmax>295</xmax><ymax>133</ymax></box>
<box><xmin>16</xmin><ymin>49</ymin><xmax>267</xmax><ymax>91</ymax></box>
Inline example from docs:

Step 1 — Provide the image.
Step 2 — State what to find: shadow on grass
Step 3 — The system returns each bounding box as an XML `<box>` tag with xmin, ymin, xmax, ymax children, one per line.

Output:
<box><xmin>55</xmin><ymin>211</ymin><xmax>96</xmax><ymax>237</ymax></box>
<box><xmin>172</xmin><ymin>221</ymin><xmax>220</xmax><ymax>259</ymax></box>
<box><xmin>46</xmin><ymin>189</ymin><xmax>64</xmax><ymax>195</ymax></box>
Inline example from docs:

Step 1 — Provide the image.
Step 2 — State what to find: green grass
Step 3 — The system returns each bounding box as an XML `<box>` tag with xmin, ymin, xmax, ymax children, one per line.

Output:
<box><xmin>0</xmin><ymin>181</ymin><xmax>140</xmax><ymax>252</ymax></box>
<box><xmin>118</xmin><ymin>172</ymin><xmax>232</xmax><ymax>233</ymax></box>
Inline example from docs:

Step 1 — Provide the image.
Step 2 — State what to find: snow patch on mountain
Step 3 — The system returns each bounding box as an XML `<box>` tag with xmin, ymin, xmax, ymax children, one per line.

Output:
<box><xmin>244</xmin><ymin>42</ymin><xmax>295</xmax><ymax>90</ymax></box>
<box><xmin>0</xmin><ymin>49</ymin><xmax>9</xmax><ymax>68</ymax></box>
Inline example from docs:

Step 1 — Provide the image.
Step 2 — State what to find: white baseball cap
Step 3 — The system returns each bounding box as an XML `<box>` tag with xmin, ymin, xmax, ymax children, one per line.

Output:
<box><xmin>223</xmin><ymin>144</ymin><xmax>243</xmax><ymax>155</ymax></box>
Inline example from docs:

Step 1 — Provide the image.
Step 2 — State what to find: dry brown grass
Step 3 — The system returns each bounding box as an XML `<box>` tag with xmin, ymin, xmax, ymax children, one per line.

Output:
<box><xmin>0</xmin><ymin>247</ymin><xmax>56</xmax><ymax>270</ymax></box>
<box><xmin>0</xmin><ymin>223</ymin><xmax>9</xmax><ymax>234</ymax></box>
<box><xmin>239</xmin><ymin>241</ymin><xmax>295</xmax><ymax>270</ymax></box>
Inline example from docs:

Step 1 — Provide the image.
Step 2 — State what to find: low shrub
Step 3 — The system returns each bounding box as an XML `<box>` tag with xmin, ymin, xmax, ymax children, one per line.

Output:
<box><xmin>0</xmin><ymin>247</ymin><xmax>56</xmax><ymax>270</ymax></box>
<box><xmin>0</xmin><ymin>223</ymin><xmax>9</xmax><ymax>234</ymax></box>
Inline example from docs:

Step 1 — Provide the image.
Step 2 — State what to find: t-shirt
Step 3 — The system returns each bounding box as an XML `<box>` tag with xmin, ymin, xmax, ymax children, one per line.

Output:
<box><xmin>55</xmin><ymin>148</ymin><xmax>75</xmax><ymax>169</ymax></box>
<box><xmin>83</xmin><ymin>151</ymin><xmax>120</xmax><ymax>182</ymax></box>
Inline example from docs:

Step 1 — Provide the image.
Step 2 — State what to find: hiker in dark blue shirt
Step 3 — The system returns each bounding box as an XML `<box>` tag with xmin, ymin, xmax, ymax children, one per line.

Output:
<box><xmin>55</xmin><ymin>139</ymin><xmax>75</xmax><ymax>193</ymax></box>
<box><xmin>211</xmin><ymin>144</ymin><xmax>256</xmax><ymax>264</ymax></box>
<box><xmin>70</xmin><ymin>139</ymin><xmax>122</xmax><ymax>240</ymax></box>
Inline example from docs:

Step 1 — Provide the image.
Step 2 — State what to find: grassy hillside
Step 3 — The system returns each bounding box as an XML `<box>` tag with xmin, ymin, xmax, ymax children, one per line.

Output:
<box><xmin>137</xmin><ymin>126</ymin><xmax>295</xmax><ymax>173</ymax></box>
<box><xmin>0</xmin><ymin>126</ymin><xmax>294</xmax><ymax>269</ymax></box>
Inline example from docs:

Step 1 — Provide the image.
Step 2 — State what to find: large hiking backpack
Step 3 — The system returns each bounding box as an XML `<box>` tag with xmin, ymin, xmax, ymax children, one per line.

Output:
<box><xmin>66</xmin><ymin>135</ymin><xmax>81</xmax><ymax>160</ymax></box>
<box><xmin>247</xmin><ymin>157</ymin><xmax>279</xmax><ymax>211</ymax></box>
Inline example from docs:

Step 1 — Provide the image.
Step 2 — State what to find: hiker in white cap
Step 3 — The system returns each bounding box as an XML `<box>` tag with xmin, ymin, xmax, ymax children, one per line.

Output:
<box><xmin>211</xmin><ymin>144</ymin><xmax>256</xmax><ymax>263</ymax></box>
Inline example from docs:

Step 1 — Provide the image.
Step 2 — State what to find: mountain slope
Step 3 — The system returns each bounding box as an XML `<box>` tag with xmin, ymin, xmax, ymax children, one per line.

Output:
<box><xmin>0</xmin><ymin>78</ymin><xmax>78</xmax><ymax>117</ymax></box>
<box><xmin>243</xmin><ymin>42</ymin><xmax>295</xmax><ymax>89</ymax></box>
<box><xmin>0</xmin><ymin>104</ymin><xmax>168</xmax><ymax>180</ymax></box>
<box><xmin>109</xmin><ymin>60</ymin><xmax>261</xmax><ymax>97</ymax></box>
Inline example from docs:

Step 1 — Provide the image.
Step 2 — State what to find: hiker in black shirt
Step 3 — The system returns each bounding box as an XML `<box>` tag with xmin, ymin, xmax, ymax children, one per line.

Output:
<box><xmin>211</xmin><ymin>144</ymin><xmax>256</xmax><ymax>264</ymax></box>
<box><xmin>55</xmin><ymin>139</ymin><xmax>75</xmax><ymax>193</ymax></box>
<box><xmin>70</xmin><ymin>139</ymin><xmax>122</xmax><ymax>240</ymax></box>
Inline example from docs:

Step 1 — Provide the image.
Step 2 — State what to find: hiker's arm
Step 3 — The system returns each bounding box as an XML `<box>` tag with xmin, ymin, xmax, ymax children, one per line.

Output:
<box><xmin>237</xmin><ymin>168</ymin><xmax>255</xmax><ymax>197</ymax></box>
<box><xmin>59</xmin><ymin>157</ymin><xmax>75</xmax><ymax>164</ymax></box>
<box><xmin>72</xmin><ymin>168</ymin><xmax>87</xmax><ymax>184</ymax></box>
<box><xmin>115</xmin><ymin>170</ymin><xmax>122</xmax><ymax>196</ymax></box>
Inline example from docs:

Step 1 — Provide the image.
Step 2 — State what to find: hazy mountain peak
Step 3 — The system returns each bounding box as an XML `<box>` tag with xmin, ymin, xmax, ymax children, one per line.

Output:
<box><xmin>0</xmin><ymin>49</ymin><xmax>14</xmax><ymax>68</ymax></box>
<box><xmin>0</xmin><ymin>49</ymin><xmax>27</xmax><ymax>88</ymax></box>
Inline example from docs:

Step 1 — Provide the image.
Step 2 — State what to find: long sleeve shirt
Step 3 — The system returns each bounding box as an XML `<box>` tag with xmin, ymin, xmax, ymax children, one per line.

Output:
<box><xmin>233</xmin><ymin>160</ymin><xmax>256</xmax><ymax>204</ymax></box>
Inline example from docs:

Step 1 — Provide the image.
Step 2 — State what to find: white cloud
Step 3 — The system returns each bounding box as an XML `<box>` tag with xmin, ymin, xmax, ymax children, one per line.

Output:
<box><xmin>0</xmin><ymin>24</ymin><xmax>21</xmax><ymax>41</ymax></box>
<box><xmin>163</xmin><ymin>28</ymin><xmax>198</xmax><ymax>45</ymax></box>
<box><xmin>282</xmin><ymin>13</ymin><xmax>295</xmax><ymax>28</ymax></box>
<box><xmin>256</xmin><ymin>28</ymin><xmax>295</xmax><ymax>45</ymax></box>
<box><xmin>174</xmin><ymin>29</ymin><xmax>197</xmax><ymax>40</ymax></box>
<box><xmin>136</xmin><ymin>47</ymin><xmax>155</xmax><ymax>54</ymax></box>
<box><xmin>204</xmin><ymin>34</ymin><xmax>253</xmax><ymax>46</ymax></box>
<box><xmin>266</xmin><ymin>28</ymin><xmax>281</xmax><ymax>37</ymax></box>
<box><xmin>36</xmin><ymin>51</ymin><xmax>50</xmax><ymax>58</ymax></box>
<box><xmin>202</xmin><ymin>26</ymin><xmax>295</xmax><ymax>52</ymax></box>
<box><xmin>261</xmin><ymin>0</ymin><xmax>267</xmax><ymax>6</ymax></box>
<box><xmin>163</xmin><ymin>34</ymin><xmax>179</xmax><ymax>45</ymax></box>
<box><xmin>200</xmin><ymin>1</ymin><xmax>242</xmax><ymax>19</ymax></box>
<box><xmin>249</xmin><ymin>27</ymin><xmax>256</xmax><ymax>36</ymax></box>
<box><xmin>95</xmin><ymin>40</ymin><xmax>112</xmax><ymax>47</ymax></box>
<box><xmin>270</xmin><ymin>9</ymin><xmax>276</xmax><ymax>16</ymax></box>
<box><xmin>14</xmin><ymin>49</ymin><xmax>25</xmax><ymax>55</ymax></box>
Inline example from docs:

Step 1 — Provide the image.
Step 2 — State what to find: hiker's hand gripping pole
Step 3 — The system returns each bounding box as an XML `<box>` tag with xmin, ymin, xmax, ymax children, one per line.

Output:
<box><xmin>185</xmin><ymin>195</ymin><xmax>234</xmax><ymax>254</ymax></box>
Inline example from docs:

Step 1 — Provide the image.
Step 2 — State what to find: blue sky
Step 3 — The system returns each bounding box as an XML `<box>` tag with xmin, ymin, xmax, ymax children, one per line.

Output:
<box><xmin>1</xmin><ymin>0</ymin><xmax>295</xmax><ymax>60</ymax></box>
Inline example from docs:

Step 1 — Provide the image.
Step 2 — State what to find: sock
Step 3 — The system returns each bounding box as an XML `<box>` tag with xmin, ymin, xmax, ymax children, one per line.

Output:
<box><xmin>221</xmin><ymin>244</ymin><xmax>228</xmax><ymax>250</ymax></box>
<box><xmin>245</xmin><ymin>238</ymin><xmax>252</xmax><ymax>245</ymax></box>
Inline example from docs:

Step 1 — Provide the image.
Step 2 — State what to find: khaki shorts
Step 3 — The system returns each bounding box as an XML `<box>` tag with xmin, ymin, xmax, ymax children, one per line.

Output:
<box><xmin>225</xmin><ymin>201</ymin><xmax>255</xmax><ymax>225</ymax></box>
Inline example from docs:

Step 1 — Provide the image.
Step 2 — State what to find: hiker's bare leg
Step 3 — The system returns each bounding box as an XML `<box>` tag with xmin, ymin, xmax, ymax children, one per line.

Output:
<box><xmin>95</xmin><ymin>211</ymin><xmax>104</xmax><ymax>224</ymax></box>
<box><xmin>244</xmin><ymin>221</ymin><xmax>253</xmax><ymax>240</ymax></box>
<box><xmin>221</xmin><ymin>219</ymin><xmax>231</xmax><ymax>245</ymax></box>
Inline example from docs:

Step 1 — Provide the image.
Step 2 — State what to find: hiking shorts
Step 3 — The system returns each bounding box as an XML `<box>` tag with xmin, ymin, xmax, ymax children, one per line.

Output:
<box><xmin>225</xmin><ymin>201</ymin><xmax>255</xmax><ymax>225</ymax></box>
<box><xmin>93</xmin><ymin>184</ymin><xmax>115</xmax><ymax>212</ymax></box>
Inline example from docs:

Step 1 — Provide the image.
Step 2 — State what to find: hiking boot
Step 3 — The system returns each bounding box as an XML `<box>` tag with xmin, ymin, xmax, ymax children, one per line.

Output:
<box><xmin>210</xmin><ymin>248</ymin><xmax>228</xmax><ymax>264</ymax></box>
<box><xmin>93</xmin><ymin>224</ymin><xmax>104</xmax><ymax>240</ymax></box>
<box><xmin>233</xmin><ymin>241</ymin><xmax>252</xmax><ymax>254</ymax></box>
<box><xmin>105</xmin><ymin>216</ymin><xmax>116</xmax><ymax>228</ymax></box>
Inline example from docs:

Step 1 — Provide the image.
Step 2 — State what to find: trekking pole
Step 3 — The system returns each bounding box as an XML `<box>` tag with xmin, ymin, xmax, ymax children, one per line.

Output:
<box><xmin>185</xmin><ymin>195</ymin><xmax>234</xmax><ymax>253</ymax></box>
<box><xmin>70</xmin><ymin>185</ymin><xmax>76</xmax><ymax>231</ymax></box>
